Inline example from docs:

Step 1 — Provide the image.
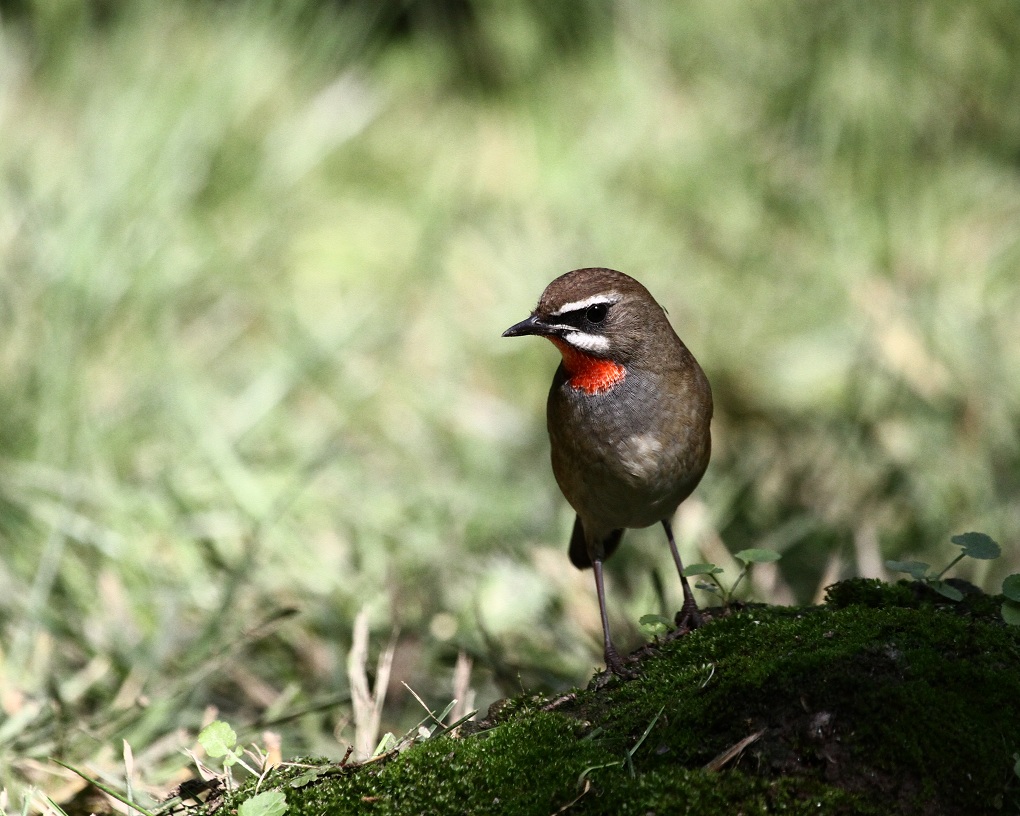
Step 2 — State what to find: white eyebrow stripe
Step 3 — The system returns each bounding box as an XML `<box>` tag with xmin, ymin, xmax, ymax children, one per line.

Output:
<box><xmin>550</xmin><ymin>292</ymin><xmax>621</xmax><ymax>316</ymax></box>
<box><xmin>563</xmin><ymin>331</ymin><xmax>610</xmax><ymax>352</ymax></box>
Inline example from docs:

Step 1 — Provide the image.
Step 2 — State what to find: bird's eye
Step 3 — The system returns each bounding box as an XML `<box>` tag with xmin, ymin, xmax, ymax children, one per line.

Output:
<box><xmin>585</xmin><ymin>303</ymin><xmax>609</xmax><ymax>324</ymax></box>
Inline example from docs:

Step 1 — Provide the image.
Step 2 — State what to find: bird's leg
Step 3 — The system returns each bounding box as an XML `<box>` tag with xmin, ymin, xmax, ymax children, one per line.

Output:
<box><xmin>592</xmin><ymin>559</ymin><xmax>634</xmax><ymax>677</ymax></box>
<box><xmin>663</xmin><ymin>518</ymin><xmax>703</xmax><ymax>632</ymax></box>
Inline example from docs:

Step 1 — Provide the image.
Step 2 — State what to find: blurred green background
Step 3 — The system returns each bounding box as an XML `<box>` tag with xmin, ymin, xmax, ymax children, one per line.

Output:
<box><xmin>1</xmin><ymin>0</ymin><xmax>1018</xmax><ymax>805</ymax></box>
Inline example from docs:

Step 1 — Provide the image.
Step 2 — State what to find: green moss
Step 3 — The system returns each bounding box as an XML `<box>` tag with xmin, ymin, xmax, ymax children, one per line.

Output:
<box><xmin>591</xmin><ymin>769</ymin><xmax>881</xmax><ymax>815</ymax></box>
<box><xmin>214</xmin><ymin>580</ymin><xmax>1020</xmax><ymax>816</ymax></box>
<box><xmin>824</xmin><ymin>576</ymin><xmax>918</xmax><ymax>608</ymax></box>
<box><xmin>243</xmin><ymin>715</ymin><xmax>613</xmax><ymax>815</ymax></box>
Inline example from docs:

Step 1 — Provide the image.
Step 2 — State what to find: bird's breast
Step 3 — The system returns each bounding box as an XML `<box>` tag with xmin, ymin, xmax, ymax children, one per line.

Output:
<box><xmin>615</xmin><ymin>431</ymin><xmax>666</xmax><ymax>482</ymax></box>
<box><xmin>546</xmin><ymin>364</ymin><xmax>712</xmax><ymax>530</ymax></box>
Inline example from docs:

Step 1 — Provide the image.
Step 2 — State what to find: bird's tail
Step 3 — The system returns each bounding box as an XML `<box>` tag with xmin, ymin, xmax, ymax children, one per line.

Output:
<box><xmin>568</xmin><ymin>516</ymin><xmax>623</xmax><ymax>569</ymax></box>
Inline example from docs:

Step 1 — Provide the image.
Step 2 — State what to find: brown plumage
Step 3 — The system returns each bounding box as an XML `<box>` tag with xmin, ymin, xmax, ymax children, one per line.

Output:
<box><xmin>503</xmin><ymin>268</ymin><xmax>712</xmax><ymax>676</ymax></box>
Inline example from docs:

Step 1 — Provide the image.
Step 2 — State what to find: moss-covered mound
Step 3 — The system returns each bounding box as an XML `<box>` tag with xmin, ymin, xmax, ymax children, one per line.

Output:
<box><xmin>215</xmin><ymin>580</ymin><xmax>1020</xmax><ymax>815</ymax></box>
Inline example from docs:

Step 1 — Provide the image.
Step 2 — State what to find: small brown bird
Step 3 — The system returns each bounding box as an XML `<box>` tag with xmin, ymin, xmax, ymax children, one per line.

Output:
<box><xmin>503</xmin><ymin>268</ymin><xmax>712</xmax><ymax>676</ymax></box>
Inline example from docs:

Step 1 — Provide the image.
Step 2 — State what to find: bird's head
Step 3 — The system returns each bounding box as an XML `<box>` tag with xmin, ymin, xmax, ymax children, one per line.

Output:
<box><xmin>503</xmin><ymin>268</ymin><xmax>680</xmax><ymax>394</ymax></box>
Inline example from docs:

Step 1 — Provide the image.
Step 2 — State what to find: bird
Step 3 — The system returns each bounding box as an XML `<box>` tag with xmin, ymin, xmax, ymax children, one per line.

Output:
<box><xmin>503</xmin><ymin>267</ymin><xmax>713</xmax><ymax>676</ymax></box>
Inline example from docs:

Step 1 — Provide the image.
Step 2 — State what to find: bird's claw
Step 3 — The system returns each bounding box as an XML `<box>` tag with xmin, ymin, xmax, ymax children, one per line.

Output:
<box><xmin>667</xmin><ymin>601</ymin><xmax>703</xmax><ymax>639</ymax></box>
<box><xmin>599</xmin><ymin>648</ymin><xmax>639</xmax><ymax>682</ymax></box>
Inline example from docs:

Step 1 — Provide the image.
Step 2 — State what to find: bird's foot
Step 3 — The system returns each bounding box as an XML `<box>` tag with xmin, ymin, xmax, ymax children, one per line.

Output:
<box><xmin>595</xmin><ymin>647</ymin><xmax>638</xmax><ymax>686</ymax></box>
<box><xmin>666</xmin><ymin>600</ymin><xmax>703</xmax><ymax>640</ymax></box>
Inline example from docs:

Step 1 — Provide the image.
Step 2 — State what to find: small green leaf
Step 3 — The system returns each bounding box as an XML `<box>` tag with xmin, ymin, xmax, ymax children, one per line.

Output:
<box><xmin>198</xmin><ymin>721</ymin><xmax>237</xmax><ymax>758</ymax></box>
<box><xmin>683</xmin><ymin>563</ymin><xmax>723</xmax><ymax>576</ymax></box>
<box><xmin>1001</xmin><ymin>600</ymin><xmax>1020</xmax><ymax>627</ymax></box>
<box><xmin>695</xmin><ymin>581</ymin><xmax>722</xmax><ymax>595</ymax></box>
<box><xmin>289</xmin><ymin>769</ymin><xmax>323</xmax><ymax>789</ymax></box>
<box><xmin>950</xmin><ymin>532</ymin><xmax>1000</xmax><ymax>560</ymax></box>
<box><xmin>930</xmin><ymin>580</ymin><xmax>964</xmax><ymax>602</ymax></box>
<box><xmin>238</xmin><ymin>790</ymin><xmax>287</xmax><ymax>816</ymax></box>
<box><xmin>1002</xmin><ymin>574</ymin><xmax>1020</xmax><ymax>603</ymax></box>
<box><xmin>885</xmin><ymin>560</ymin><xmax>930</xmax><ymax>580</ymax></box>
<box><xmin>1013</xmin><ymin>752</ymin><xmax>1020</xmax><ymax>779</ymax></box>
<box><xmin>734</xmin><ymin>548</ymin><xmax>782</xmax><ymax>564</ymax></box>
<box><xmin>639</xmin><ymin>614</ymin><xmax>672</xmax><ymax>635</ymax></box>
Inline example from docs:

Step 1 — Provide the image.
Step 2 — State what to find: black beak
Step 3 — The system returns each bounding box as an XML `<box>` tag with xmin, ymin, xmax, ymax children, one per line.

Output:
<box><xmin>502</xmin><ymin>314</ymin><xmax>552</xmax><ymax>338</ymax></box>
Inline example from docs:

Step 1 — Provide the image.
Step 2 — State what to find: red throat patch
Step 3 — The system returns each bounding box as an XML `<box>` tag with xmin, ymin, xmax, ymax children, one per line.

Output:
<box><xmin>549</xmin><ymin>337</ymin><xmax>626</xmax><ymax>395</ymax></box>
